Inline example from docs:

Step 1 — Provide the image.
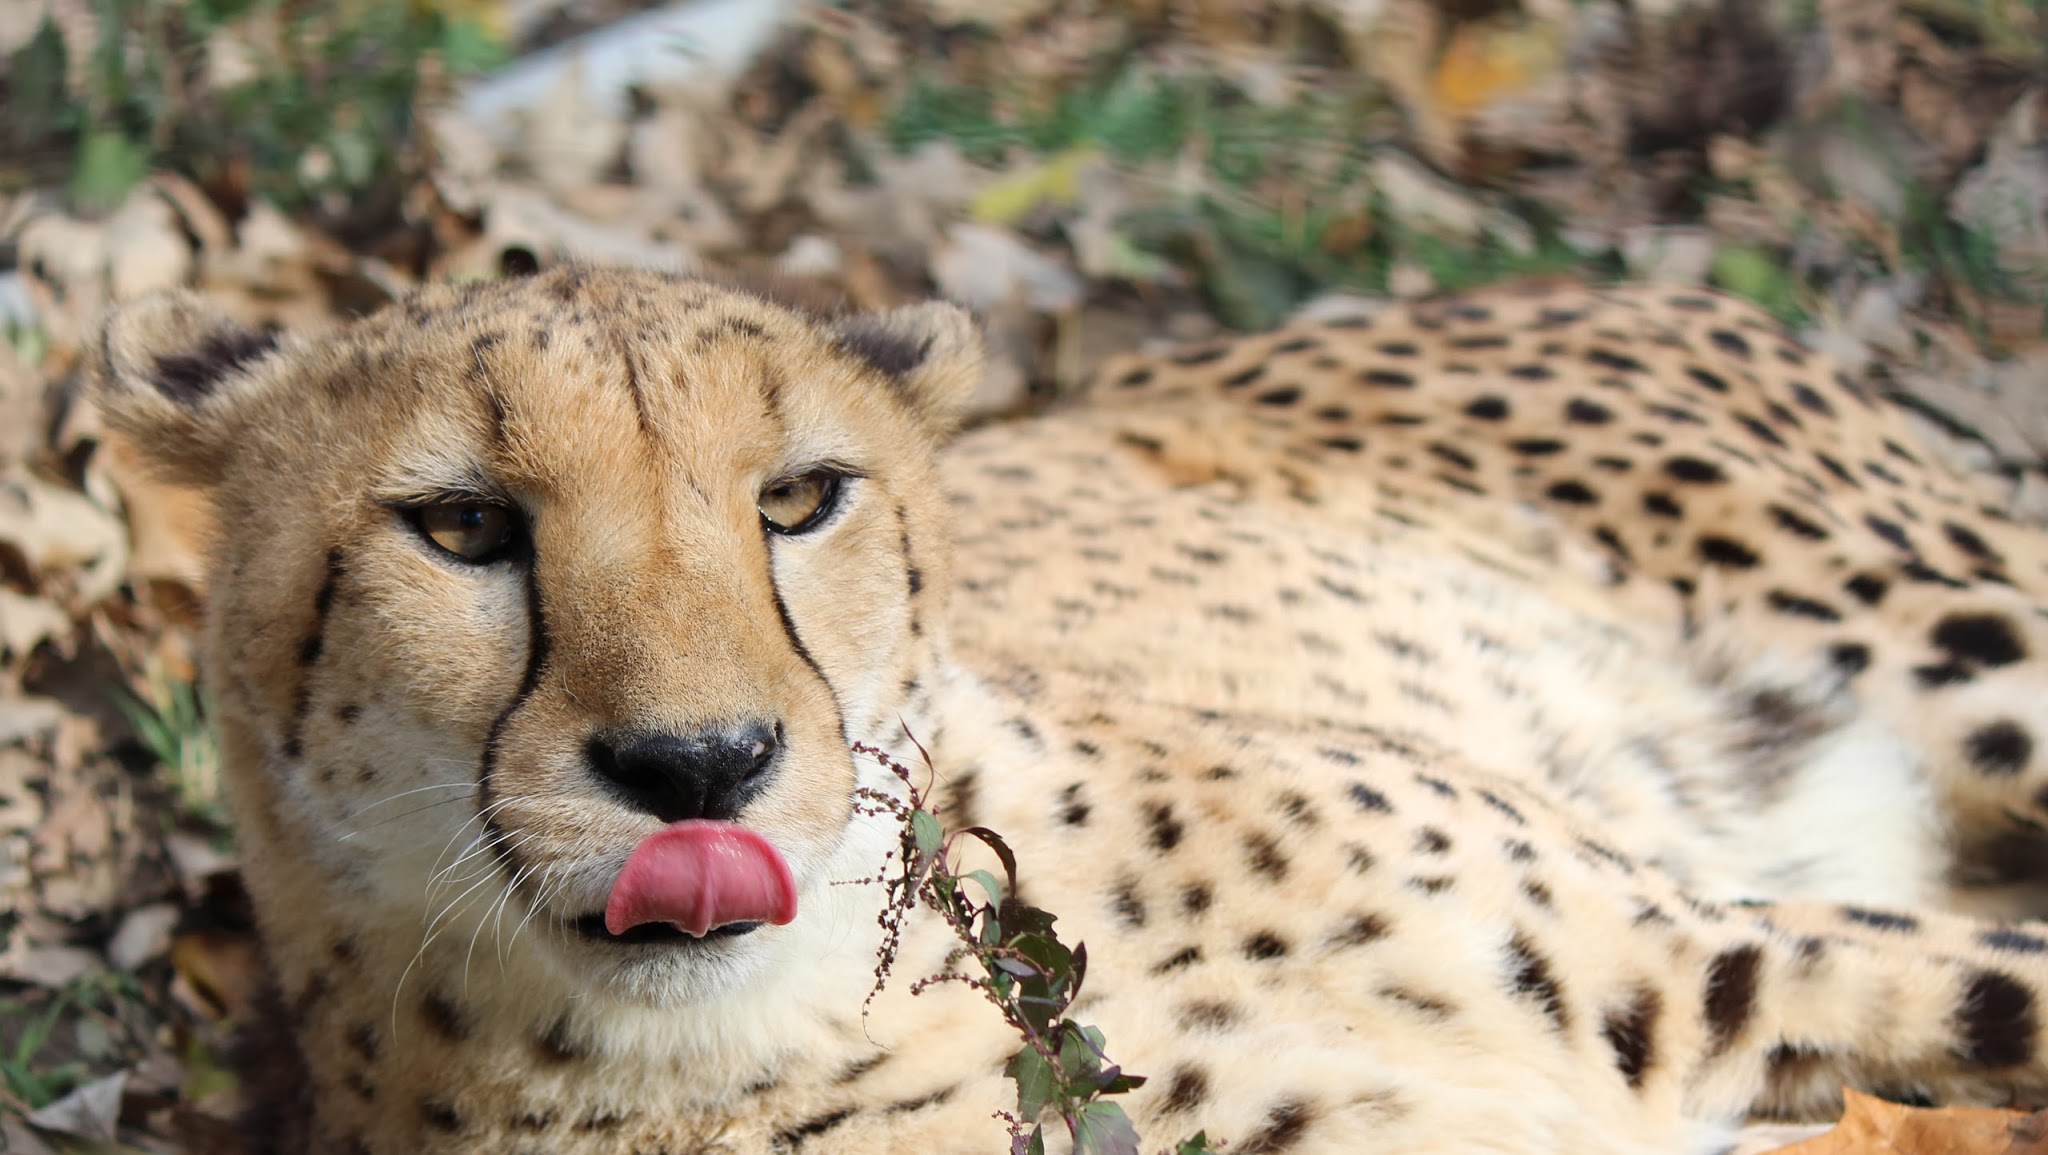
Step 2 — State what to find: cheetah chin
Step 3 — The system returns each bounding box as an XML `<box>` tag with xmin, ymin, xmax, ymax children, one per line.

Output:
<box><xmin>94</xmin><ymin>266</ymin><xmax>2048</xmax><ymax>1155</ymax></box>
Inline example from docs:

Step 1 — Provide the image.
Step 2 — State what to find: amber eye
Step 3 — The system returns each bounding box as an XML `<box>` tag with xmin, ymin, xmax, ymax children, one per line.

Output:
<box><xmin>412</xmin><ymin>502</ymin><xmax>517</xmax><ymax>562</ymax></box>
<box><xmin>758</xmin><ymin>471</ymin><xmax>842</xmax><ymax>535</ymax></box>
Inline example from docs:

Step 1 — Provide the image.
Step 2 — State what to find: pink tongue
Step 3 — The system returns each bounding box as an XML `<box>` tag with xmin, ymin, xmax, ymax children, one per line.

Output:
<box><xmin>604</xmin><ymin>821</ymin><xmax>798</xmax><ymax>938</ymax></box>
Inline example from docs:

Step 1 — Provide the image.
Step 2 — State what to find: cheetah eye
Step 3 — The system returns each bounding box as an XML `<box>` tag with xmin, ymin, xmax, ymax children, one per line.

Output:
<box><xmin>759</xmin><ymin>470</ymin><xmax>843</xmax><ymax>535</ymax></box>
<box><xmin>410</xmin><ymin>501</ymin><xmax>520</xmax><ymax>563</ymax></box>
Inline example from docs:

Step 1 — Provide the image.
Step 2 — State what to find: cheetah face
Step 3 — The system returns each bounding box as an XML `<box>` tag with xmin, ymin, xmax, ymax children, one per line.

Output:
<box><xmin>95</xmin><ymin>269</ymin><xmax>982</xmax><ymax>1002</ymax></box>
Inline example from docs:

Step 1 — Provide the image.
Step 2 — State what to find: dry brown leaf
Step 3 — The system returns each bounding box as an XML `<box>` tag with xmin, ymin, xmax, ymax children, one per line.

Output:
<box><xmin>1768</xmin><ymin>1089</ymin><xmax>2048</xmax><ymax>1155</ymax></box>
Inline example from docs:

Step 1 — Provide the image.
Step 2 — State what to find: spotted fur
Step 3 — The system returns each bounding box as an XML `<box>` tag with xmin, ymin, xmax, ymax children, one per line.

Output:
<box><xmin>93</xmin><ymin>269</ymin><xmax>2048</xmax><ymax>1154</ymax></box>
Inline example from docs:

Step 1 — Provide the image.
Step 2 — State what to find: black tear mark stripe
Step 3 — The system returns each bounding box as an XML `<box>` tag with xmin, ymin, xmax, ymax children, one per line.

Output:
<box><xmin>479</xmin><ymin>560</ymin><xmax>553</xmax><ymax>875</ymax></box>
<box><xmin>763</xmin><ymin>539</ymin><xmax>847</xmax><ymax>745</ymax></box>
<box><xmin>285</xmin><ymin>548</ymin><xmax>347</xmax><ymax>761</ymax></box>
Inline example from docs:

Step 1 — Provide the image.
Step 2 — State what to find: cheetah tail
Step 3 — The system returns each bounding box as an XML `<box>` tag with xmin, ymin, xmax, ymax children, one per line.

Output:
<box><xmin>1694</xmin><ymin>900</ymin><xmax>2047</xmax><ymax>1120</ymax></box>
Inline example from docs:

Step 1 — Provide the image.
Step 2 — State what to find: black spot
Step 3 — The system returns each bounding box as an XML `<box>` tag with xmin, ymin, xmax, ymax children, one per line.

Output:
<box><xmin>1504</xmin><ymin>839</ymin><xmax>1537</xmax><ymax>863</ymax></box>
<box><xmin>1827</xmin><ymin>642</ymin><xmax>1872</xmax><ymax>675</ymax></box>
<box><xmin>1415</xmin><ymin>828</ymin><xmax>1453</xmax><ymax>855</ymax></box>
<box><xmin>1564</xmin><ymin>398</ymin><xmax>1615</xmax><ymax>424</ymax></box>
<box><xmin>1428</xmin><ymin>442</ymin><xmax>1479</xmax><ymax>472</ymax></box>
<box><xmin>1415</xmin><ymin>774</ymin><xmax>1459</xmax><ymax>800</ymax></box>
<box><xmin>336</xmin><ymin>703</ymin><xmax>362</xmax><ymax>725</ymax></box>
<box><xmin>1602</xmin><ymin>988</ymin><xmax>1662</xmax><ymax>1089</ymax></box>
<box><xmin>345</xmin><ymin>1023</ymin><xmax>378</xmax><ymax>1062</ymax></box>
<box><xmin>1815</xmin><ymin>452</ymin><xmax>1860</xmax><ymax>488</ymax></box>
<box><xmin>1409</xmin><ymin>875</ymin><xmax>1455</xmax><ymax>895</ymax></box>
<box><xmin>1686</xmin><ymin>366</ymin><xmax>1731</xmax><ymax>393</ymax></box>
<box><xmin>1843</xmin><ymin>907</ymin><xmax>1920</xmax><ymax>932</ymax></box>
<box><xmin>1510</xmin><ymin>438</ymin><xmax>1568</xmax><ymax>456</ymax></box>
<box><xmin>1477</xmin><ymin>790</ymin><xmax>1525</xmax><ymax>825</ymax></box>
<box><xmin>1766</xmin><ymin>590</ymin><xmax>1842</xmax><ymax>622</ymax></box>
<box><xmin>1057</xmin><ymin>782</ymin><xmax>1090</xmax><ymax>826</ymax></box>
<box><xmin>1256</xmin><ymin>386</ymin><xmax>1303</xmax><ymax>407</ymax></box>
<box><xmin>1945</xmin><ymin>522</ymin><xmax>2001</xmax><ymax>562</ymax></box>
<box><xmin>1546</xmin><ymin>480</ymin><xmax>1599</xmax><ymax>506</ymax></box>
<box><xmin>1843</xmin><ymin>574</ymin><xmax>1889</xmax><ymax>605</ymax></box>
<box><xmin>147</xmin><ymin>326</ymin><xmax>281</xmax><ymax>405</ymax></box>
<box><xmin>1347</xmin><ymin>782</ymin><xmax>1393</xmax><ymax>814</ymax></box>
<box><xmin>1508</xmin><ymin>363</ymin><xmax>1557</xmax><ymax>382</ymax></box>
<box><xmin>1223</xmin><ymin>364</ymin><xmax>1267</xmax><ymax>389</ymax></box>
<box><xmin>1181</xmin><ymin>883</ymin><xmax>1213</xmax><ymax>915</ymax></box>
<box><xmin>1274</xmin><ymin>336</ymin><xmax>1320</xmax><ymax>354</ymax></box>
<box><xmin>1152</xmin><ymin>946</ymin><xmax>1202</xmax><ymax>974</ymax></box>
<box><xmin>1109</xmin><ymin>878</ymin><xmax>1146</xmax><ymax>927</ymax></box>
<box><xmin>1902</xmin><ymin>561</ymin><xmax>1967</xmax><ymax>589</ymax></box>
<box><xmin>1703</xmin><ymin>945</ymin><xmax>1763</xmax><ymax>1053</ymax></box>
<box><xmin>1932</xmin><ymin>613</ymin><xmax>2027</xmax><ymax>668</ymax></box>
<box><xmin>1736</xmin><ymin>414</ymin><xmax>1788</xmax><ymax>448</ymax></box>
<box><xmin>1163</xmin><ymin>1065</ymin><xmax>1210</xmax><ymax>1113</ymax></box>
<box><xmin>420</xmin><ymin>993</ymin><xmax>469</xmax><ymax>1043</ymax></box>
<box><xmin>534</xmin><ymin>1015</ymin><xmax>582</xmax><ymax>1064</ymax></box>
<box><xmin>1708</xmin><ymin>329</ymin><xmax>1752</xmax><ymax>358</ymax></box>
<box><xmin>1697</xmin><ymin>535</ymin><xmax>1760</xmax><ymax>569</ymax></box>
<box><xmin>1791</xmin><ymin>382</ymin><xmax>1835</xmax><ymax>418</ymax></box>
<box><xmin>1767</xmin><ymin>505</ymin><xmax>1831</xmax><ymax>541</ymax></box>
<box><xmin>1914</xmin><ymin>661</ymin><xmax>1976</xmax><ymax>689</ymax></box>
<box><xmin>1178</xmin><ymin>1000</ymin><xmax>1240</xmax><ymax>1031</ymax></box>
<box><xmin>1586</xmin><ymin>349</ymin><xmax>1648</xmax><ymax>373</ymax></box>
<box><xmin>1330</xmin><ymin>912</ymin><xmax>1391</xmax><ymax>948</ymax></box>
<box><xmin>884</xmin><ymin>1087</ymin><xmax>956</xmax><ymax>1115</ymax></box>
<box><xmin>777</xmin><ymin>1108</ymin><xmax>856</xmax><ymax>1148</ymax></box>
<box><xmin>1239</xmin><ymin>1100</ymin><xmax>1316</xmax><ymax>1153</ymax></box>
<box><xmin>1863</xmin><ymin>514</ymin><xmax>1916</xmax><ymax>555</ymax></box>
<box><xmin>1505</xmin><ymin>932</ymin><xmax>1570</xmax><ymax>1032</ymax></box>
<box><xmin>1145</xmin><ymin>802</ymin><xmax>1184</xmax><ymax>851</ymax></box>
<box><xmin>1644</xmin><ymin>492</ymin><xmax>1684</xmax><ymax>518</ymax></box>
<box><xmin>1464</xmin><ymin>396</ymin><xmax>1511</xmax><ymax>420</ymax></box>
<box><xmin>1244</xmin><ymin>931</ymin><xmax>1290</xmax><ymax>960</ymax></box>
<box><xmin>420</xmin><ymin>1099</ymin><xmax>463</xmax><ymax>1133</ymax></box>
<box><xmin>1171</xmin><ymin>346</ymin><xmax>1228</xmax><ymax>366</ymax></box>
<box><xmin>1245</xmin><ymin>832</ymin><xmax>1290</xmax><ymax>881</ymax></box>
<box><xmin>1665</xmin><ymin>456</ymin><xmax>1727</xmax><ymax>484</ymax></box>
<box><xmin>1956</xmin><ymin>970</ymin><xmax>2037</xmax><ymax>1067</ymax></box>
<box><xmin>1117</xmin><ymin>366</ymin><xmax>1154</xmax><ymax>388</ymax></box>
<box><xmin>1361</xmin><ymin>368</ymin><xmax>1417</xmax><ymax>388</ymax></box>
<box><xmin>1319</xmin><ymin>436</ymin><xmax>1364</xmax><ymax>453</ymax></box>
<box><xmin>1984</xmin><ymin>927</ymin><xmax>2048</xmax><ymax>953</ymax></box>
<box><xmin>1966</xmin><ymin>721</ymin><xmax>2032</xmax><ymax>777</ymax></box>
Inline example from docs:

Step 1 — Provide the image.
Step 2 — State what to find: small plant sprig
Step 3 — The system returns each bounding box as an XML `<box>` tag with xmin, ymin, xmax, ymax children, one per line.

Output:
<box><xmin>853</xmin><ymin>739</ymin><xmax>1216</xmax><ymax>1155</ymax></box>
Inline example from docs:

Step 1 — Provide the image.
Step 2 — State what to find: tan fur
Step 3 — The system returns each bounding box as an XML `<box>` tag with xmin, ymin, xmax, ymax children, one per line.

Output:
<box><xmin>94</xmin><ymin>268</ymin><xmax>2048</xmax><ymax>1155</ymax></box>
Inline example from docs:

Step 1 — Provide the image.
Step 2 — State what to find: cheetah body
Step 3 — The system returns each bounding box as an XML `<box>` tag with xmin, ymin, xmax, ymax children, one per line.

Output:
<box><xmin>93</xmin><ymin>269</ymin><xmax>2048</xmax><ymax>1155</ymax></box>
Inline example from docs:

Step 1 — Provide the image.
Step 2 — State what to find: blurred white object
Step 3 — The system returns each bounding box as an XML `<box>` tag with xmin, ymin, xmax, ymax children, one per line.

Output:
<box><xmin>461</xmin><ymin>0</ymin><xmax>794</xmax><ymax>145</ymax></box>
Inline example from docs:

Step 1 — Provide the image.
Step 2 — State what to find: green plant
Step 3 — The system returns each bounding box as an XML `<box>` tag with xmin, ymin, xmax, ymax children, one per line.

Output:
<box><xmin>115</xmin><ymin>661</ymin><xmax>222</xmax><ymax>826</ymax></box>
<box><xmin>0</xmin><ymin>971</ymin><xmax>143</xmax><ymax>1110</ymax></box>
<box><xmin>5</xmin><ymin>0</ymin><xmax>504</xmax><ymax>213</ymax></box>
<box><xmin>855</xmin><ymin>739</ymin><xmax>1215</xmax><ymax>1155</ymax></box>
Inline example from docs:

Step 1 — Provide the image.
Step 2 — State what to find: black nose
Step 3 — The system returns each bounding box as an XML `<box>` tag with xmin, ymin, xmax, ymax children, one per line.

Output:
<box><xmin>587</xmin><ymin>722</ymin><xmax>781</xmax><ymax>823</ymax></box>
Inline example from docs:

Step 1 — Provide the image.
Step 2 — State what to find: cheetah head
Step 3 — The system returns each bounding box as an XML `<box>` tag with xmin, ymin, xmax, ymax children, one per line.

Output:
<box><xmin>94</xmin><ymin>268</ymin><xmax>982</xmax><ymax>1005</ymax></box>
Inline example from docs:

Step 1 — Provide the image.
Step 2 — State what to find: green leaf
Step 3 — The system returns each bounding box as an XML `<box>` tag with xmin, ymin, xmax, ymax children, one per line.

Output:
<box><xmin>962</xmin><ymin>869</ymin><xmax>1004</xmax><ymax>905</ymax></box>
<box><xmin>71</xmin><ymin>130</ymin><xmax>150</xmax><ymax>214</ymax></box>
<box><xmin>1069</xmin><ymin>1101</ymin><xmax>1140</xmax><ymax>1155</ymax></box>
<box><xmin>1004</xmin><ymin>1044</ymin><xmax>1057</xmax><ymax>1120</ymax></box>
<box><xmin>1175</xmin><ymin>1131</ymin><xmax>1217</xmax><ymax>1154</ymax></box>
<box><xmin>1024</xmin><ymin>1127</ymin><xmax>1048</xmax><ymax>1155</ymax></box>
<box><xmin>911</xmin><ymin>809</ymin><xmax>944</xmax><ymax>856</ymax></box>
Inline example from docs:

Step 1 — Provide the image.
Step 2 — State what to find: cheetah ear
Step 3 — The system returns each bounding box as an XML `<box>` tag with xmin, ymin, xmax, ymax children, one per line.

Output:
<box><xmin>830</xmin><ymin>302</ymin><xmax>985</xmax><ymax>436</ymax></box>
<box><xmin>92</xmin><ymin>290</ymin><xmax>283</xmax><ymax>488</ymax></box>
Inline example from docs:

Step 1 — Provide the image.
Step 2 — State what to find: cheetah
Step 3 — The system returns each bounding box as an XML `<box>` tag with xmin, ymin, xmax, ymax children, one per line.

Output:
<box><xmin>92</xmin><ymin>266</ymin><xmax>2048</xmax><ymax>1155</ymax></box>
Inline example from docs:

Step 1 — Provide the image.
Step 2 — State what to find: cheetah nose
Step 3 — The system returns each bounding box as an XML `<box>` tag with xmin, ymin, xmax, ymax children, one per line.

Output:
<box><xmin>586</xmin><ymin>722</ymin><xmax>782</xmax><ymax>824</ymax></box>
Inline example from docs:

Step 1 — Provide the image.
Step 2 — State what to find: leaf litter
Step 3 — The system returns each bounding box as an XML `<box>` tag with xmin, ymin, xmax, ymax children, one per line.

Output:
<box><xmin>0</xmin><ymin>0</ymin><xmax>2045</xmax><ymax>1149</ymax></box>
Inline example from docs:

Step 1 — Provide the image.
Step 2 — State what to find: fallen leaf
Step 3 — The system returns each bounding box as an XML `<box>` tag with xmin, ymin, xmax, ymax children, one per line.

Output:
<box><xmin>1767</xmin><ymin>1088</ymin><xmax>2048</xmax><ymax>1155</ymax></box>
<box><xmin>26</xmin><ymin>1073</ymin><xmax>127</xmax><ymax>1142</ymax></box>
